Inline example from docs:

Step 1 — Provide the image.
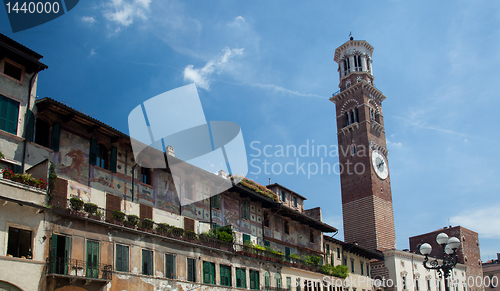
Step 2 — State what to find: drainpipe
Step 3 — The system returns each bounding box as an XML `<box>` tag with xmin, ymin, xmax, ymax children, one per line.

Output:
<box><xmin>21</xmin><ymin>66</ymin><xmax>41</xmax><ymax>172</ymax></box>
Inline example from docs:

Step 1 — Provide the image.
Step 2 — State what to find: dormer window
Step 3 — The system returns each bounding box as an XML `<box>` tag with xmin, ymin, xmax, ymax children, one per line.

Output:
<box><xmin>292</xmin><ymin>196</ymin><xmax>298</xmax><ymax>208</ymax></box>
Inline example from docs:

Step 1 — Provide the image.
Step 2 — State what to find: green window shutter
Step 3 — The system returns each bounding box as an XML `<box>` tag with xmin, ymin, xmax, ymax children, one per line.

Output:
<box><xmin>276</xmin><ymin>273</ymin><xmax>282</xmax><ymax>288</ymax></box>
<box><xmin>25</xmin><ymin>109</ymin><xmax>35</xmax><ymax>141</ymax></box>
<box><xmin>243</xmin><ymin>234</ymin><xmax>250</xmax><ymax>244</ymax></box>
<box><xmin>287</xmin><ymin>277</ymin><xmax>292</xmax><ymax>291</ymax></box>
<box><xmin>50</xmin><ymin>234</ymin><xmax>58</xmax><ymax>274</ymax></box>
<box><xmin>116</xmin><ymin>245</ymin><xmax>122</xmax><ymax>271</ymax></box>
<box><xmin>0</xmin><ymin>96</ymin><xmax>19</xmax><ymax>135</ymax></box>
<box><xmin>110</xmin><ymin>147</ymin><xmax>117</xmax><ymax>173</ymax></box>
<box><xmin>86</xmin><ymin>241</ymin><xmax>99</xmax><ymax>278</ymax></box>
<box><xmin>242</xmin><ymin>200</ymin><xmax>249</xmax><ymax>219</ymax></box>
<box><xmin>203</xmin><ymin>261</ymin><xmax>210</xmax><ymax>284</ymax></box>
<box><xmin>236</xmin><ymin>268</ymin><xmax>245</xmax><ymax>288</ymax></box>
<box><xmin>220</xmin><ymin>265</ymin><xmax>231</xmax><ymax>286</ymax></box>
<box><xmin>165</xmin><ymin>254</ymin><xmax>175</xmax><ymax>279</ymax></box>
<box><xmin>64</xmin><ymin>236</ymin><xmax>71</xmax><ymax>275</ymax></box>
<box><xmin>123</xmin><ymin>245</ymin><xmax>129</xmax><ymax>273</ymax></box>
<box><xmin>285</xmin><ymin>247</ymin><xmax>290</xmax><ymax>257</ymax></box>
<box><xmin>89</xmin><ymin>137</ymin><xmax>97</xmax><ymax>165</ymax></box>
<box><xmin>142</xmin><ymin>249</ymin><xmax>153</xmax><ymax>275</ymax></box>
<box><xmin>212</xmin><ymin>195</ymin><xmax>220</xmax><ymax>209</ymax></box>
<box><xmin>50</xmin><ymin>123</ymin><xmax>61</xmax><ymax>151</ymax></box>
<box><xmin>264</xmin><ymin>271</ymin><xmax>270</xmax><ymax>289</ymax></box>
<box><xmin>187</xmin><ymin>258</ymin><xmax>195</xmax><ymax>282</ymax></box>
<box><xmin>264</xmin><ymin>240</ymin><xmax>270</xmax><ymax>247</ymax></box>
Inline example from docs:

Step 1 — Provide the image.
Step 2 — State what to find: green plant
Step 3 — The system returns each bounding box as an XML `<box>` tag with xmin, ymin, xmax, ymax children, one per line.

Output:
<box><xmin>69</xmin><ymin>197</ymin><xmax>84</xmax><ymax>211</ymax></box>
<box><xmin>83</xmin><ymin>203</ymin><xmax>98</xmax><ymax>215</ymax></box>
<box><xmin>140</xmin><ymin>218</ymin><xmax>154</xmax><ymax>230</ymax></box>
<box><xmin>320</xmin><ymin>264</ymin><xmax>349</xmax><ymax>278</ymax></box>
<box><xmin>0</xmin><ymin>151</ymin><xmax>4</xmax><ymax>159</ymax></box>
<box><xmin>302</xmin><ymin>255</ymin><xmax>321</xmax><ymax>265</ymax></box>
<box><xmin>48</xmin><ymin>162</ymin><xmax>57</xmax><ymax>191</ymax></box>
<box><xmin>289</xmin><ymin>253</ymin><xmax>300</xmax><ymax>260</ymax></box>
<box><xmin>111</xmin><ymin>210</ymin><xmax>125</xmax><ymax>222</ymax></box>
<box><xmin>265</xmin><ymin>245</ymin><xmax>274</xmax><ymax>253</ymax></box>
<box><xmin>2</xmin><ymin>167</ymin><xmax>13</xmax><ymax>179</ymax></box>
<box><xmin>253</xmin><ymin>244</ymin><xmax>266</xmax><ymax>251</ymax></box>
<box><xmin>95</xmin><ymin>210</ymin><xmax>104</xmax><ymax>218</ymax></box>
<box><xmin>156</xmin><ymin>223</ymin><xmax>171</xmax><ymax>234</ymax></box>
<box><xmin>217</xmin><ymin>231</ymin><xmax>233</xmax><ymax>243</ymax></box>
<box><xmin>125</xmin><ymin>214</ymin><xmax>139</xmax><ymax>227</ymax></box>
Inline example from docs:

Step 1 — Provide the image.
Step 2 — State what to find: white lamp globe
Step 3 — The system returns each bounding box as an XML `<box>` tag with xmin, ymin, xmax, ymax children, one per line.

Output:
<box><xmin>445</xmin><ymin>244</ymin><xmax>454</xmax><ymax>255</ymax></box>
<box><xmin>420</xmin><ymin>243</ymin><xmax>432</xmax><ymax>255</ymax></box>
<box><xmin>436</xmin><ymin>233</ymin><xmax>449</xmax><ymax>245</ymax></box>
<box><xmin>447</xmin><ymin>237</ymin><xmax>461</xmax><ymax>250</ymax></box>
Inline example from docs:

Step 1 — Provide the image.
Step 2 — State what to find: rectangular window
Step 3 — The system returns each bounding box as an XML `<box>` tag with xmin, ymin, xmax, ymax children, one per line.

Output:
<box><xmin>287</xmin><ymin>277</ymin><xmax>292</xmax><ymax>291</ymax></box>
<box><xmin>242</xmin><ymin>200</ymin><xmax>250</xmax><ymax>220</ymax></box>
<box><xmin>115</xmin><ymin>244</ymin><xmax>129</xmax><ymax>272</ymax></box>
<box><xmin>366</xmin><ymin>264</ymin><xmax>369</xmax><ymax>276</ymax></box>
<box><xmin>212</xmin><ymin>194</ymin><xmax>221</xmax><ymax>210</ymax></box>
<box><xmin>7</xmin><ymin>227</ymin><xmax>32</xmax><ymax>259</ymax></box>
<box><xmin>203</xmin><ymin>261</ymin><xmax>215</xmax><ymax>285</ymax></box>
<box><xmin>243</xmin><ymin>234</ymin><xmax>251</xmax><ymax>244</ymax></box>
<box><xmin>187</xmin><ymin>258</ymin><xmax>196</xmax><ymax>282</ymax></box>
<box><xmin>310</xmin><ymin>230</ymin><xmax>314</xmax><ymax>243</ymax></box>
<box><xmin>264</xmin><ymin>240</ymin><xmax>270</xmax><ymax>247</ymax></box>
<box><xmin>165</xmin><ymin>254</ymin><xmax>176</xmax><ymax>279</ymax></box>
<box><xmin>280</xmin><ymin>189</ymin><xmax>287</xmax><ymax>202</ymax></box>
<box><xmin>293</xmin><ymin>196</ymin><xmax>298</xmax><ymax>207</ymax></box>
<box><xmin>50</xmin><ymin>234</ymin><xmax>70</xmax><ymax>275</ymax></box>
<box><xmin>3</xmin><ymin>60</ymin><xmax>23</xmax><ymax>81</ymax></box>
<box><xmin>249</xmin><ymin>269</ymin><xmax>259</xmax><ymax>290</ymax></box>
<box><xmin>403</xmin><ymin>277</ymin><xmax>407</xmax><ymax>290</ymax></box>
<box><xmin>284</xmin><ymin>220</ymin><xmax>290</xmax><ymax>234</ymax></box>
<box><xmin>263</xmin><ymin>212</ymin><xmax>270</xmax><ymax>227</ymax></box>
<box><xmin>141</xmin><ymin>167</ymin><xmax>151</xmax><ymax>185</ymax></box>
<box><xmin>361</xmin><ymin>262</ymin><xmax>364</xmax><ymax>275</ymax></box>
<box><xmin>343</xmin><ymin>258</ymin><xmax>347</xmax><ymax>266</ymax></box>
<box><xmin>236</xmin><ymin>268</ymin><xmax>246</xmax><ymax>288</ymax></box>
<box><xmin>0</xmin><ymin>95</ymin><xmax>19</xmax><ymax>135</ymax></box>
<box><xmin>86</xmin><ymin>241</ymin><xmax>99</xmax><ymax>278</ymax></box>
<box><xmin>220</xmin><ymin>264</ymin><xmax>231</xmax><ymax>286</ymax></box>
<box><xmin>351</xmin><ymin>259</ymin><xmax>355</xmax><ymax>273</ymax></box>
<box><xmin>142</xmin><ymin>249</ymin><xmax>153</xmax><ymax>276</ymax></box>
<box><xmin>337</xmin><ymin>247</ymin><xmax>341</xmax><ymax>259</ymax></box>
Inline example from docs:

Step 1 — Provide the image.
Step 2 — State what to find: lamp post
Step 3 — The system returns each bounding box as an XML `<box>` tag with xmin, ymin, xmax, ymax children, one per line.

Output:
<box><xmin>419</xmin><ymin>233</ymin><xmax>461</xmax><ymax>291</ymax></box>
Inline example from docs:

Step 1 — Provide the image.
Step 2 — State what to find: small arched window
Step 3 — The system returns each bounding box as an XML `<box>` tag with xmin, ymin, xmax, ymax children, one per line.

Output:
<box><xmin>276</xmin><ymin>273</ymin><xmax>282</xmax><ymax>289</ymax></box>
<box><xmin>264</xmin><ymin>271</ymin><xmax>270</xmax><ymax>290</ymax></box>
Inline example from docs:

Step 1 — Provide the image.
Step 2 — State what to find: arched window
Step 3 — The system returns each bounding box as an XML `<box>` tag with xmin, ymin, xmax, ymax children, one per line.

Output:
<box><xmin>276</xmin><ymin>273</ymin><xmax>282</xmax><ymax>289</ymax></box>
<box><xmin>264</xmin><ymin>271</ymin><xmax>270</xmax><ymax>290</ymax></box>
<box><xmin>34</xmin><ymin>118</ymin><xmax>50</xmax><ymax>148</ymax></box>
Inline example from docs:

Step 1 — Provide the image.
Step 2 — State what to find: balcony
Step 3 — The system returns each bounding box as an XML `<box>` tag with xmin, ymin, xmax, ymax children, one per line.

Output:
<box><xmin>46</xmin><ymin>257</ymin><xmax>112</xmax><ymax>282</ymax></box>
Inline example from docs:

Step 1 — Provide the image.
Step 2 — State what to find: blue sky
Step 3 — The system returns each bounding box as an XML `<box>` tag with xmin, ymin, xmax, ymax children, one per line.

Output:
<box><xmin>2</xmin><ymin>0</ymin><xmax>500</xmax><ymax>261</ymax></box>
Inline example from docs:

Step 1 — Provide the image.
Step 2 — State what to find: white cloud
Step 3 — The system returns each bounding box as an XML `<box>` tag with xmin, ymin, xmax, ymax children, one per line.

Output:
<box><xmin>103</xmin><ymin>0</ymin><xmax>151</xmax><ymax>27</ymax></box>
<box><xmin>81</xmin><ymin>16</ymin><xmax>97</xmax><ymax>24</ymax></box>
<box><xmin>183</xmin><ymin>47</ymin><xmax>244</xmax><ymax>90</ymax></box>
<box><xmin>250</xmin><ymin>83</ymin><xmax>324</xmax><ymax>99</ymax></box>
<box><xmin>387</xmin><ymin>139</ymin><xmax>403</xmax><ymax>148</ymax></box>
<box><xmin>450</xmin><ymin>206</ymin><xmax>500</xmax><ymax>239</ymax></box>
<box><xmin>90</xmin><ymin>48</ymin><xmax>96</xmax><ymax>56</ymax></box>
<box><xmin>229</xmin><ymin>16</ymin><xmax>245</xmax><ymax>27</ymax></box>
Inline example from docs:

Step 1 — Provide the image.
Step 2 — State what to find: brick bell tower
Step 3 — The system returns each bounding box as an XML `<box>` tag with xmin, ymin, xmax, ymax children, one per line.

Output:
<box><xmin>330</xmin><ymin>37</ymin><xmax>396</xmax><ymax>251</ymax></box>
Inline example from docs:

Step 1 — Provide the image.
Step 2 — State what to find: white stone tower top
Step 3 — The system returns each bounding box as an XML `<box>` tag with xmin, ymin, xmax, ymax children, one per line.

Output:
<box><xmin>334</xmin><ymin>37</ymin><xmax>375</xmax><ymax>81</ymax></box>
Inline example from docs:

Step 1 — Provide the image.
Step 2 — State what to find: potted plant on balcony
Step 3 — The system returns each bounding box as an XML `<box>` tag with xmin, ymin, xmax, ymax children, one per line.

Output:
<box><xmin>124</xmin><ymin>215</ymin><xmax>139</xmax><ymax>228</ymax></box>
<box><xmin>111</xmin><ymin>210</ymin><xmax>125</xmax><ymax>225</ymax></box>
<box><xmin>69</xmin><ymin>197</ymin><xmax>84</xmax><ymax>214</ymax></box>
<box><xmin>140</xmin><ymin>218</ymin><xmax>154</xmax><ymax>232</ymax></box>
<box><xmin>156</xmin><ymin>223</ymin><xmax>171</xmax><ymax>235</ymax></box>
<box><xmin>2</xmin><ymin>167</ymin><xmax>13</xmax><ymax>180</ymax></box>
<box><xmin>84</xmin><ymin>202</ymin><xmax>99</xmax><ymax>219</ymax></box>
<box><xmin>289</xmin><ymin>253</ymin><xmax>300</xmax><ymax>264</ymax></box>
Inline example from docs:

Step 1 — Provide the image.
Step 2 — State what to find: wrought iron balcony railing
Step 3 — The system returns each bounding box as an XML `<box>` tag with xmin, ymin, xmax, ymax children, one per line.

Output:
<box><xmin>47</xmin><ymin>257</ymin><xmax>112</xmax><ymax>280</ymax></box>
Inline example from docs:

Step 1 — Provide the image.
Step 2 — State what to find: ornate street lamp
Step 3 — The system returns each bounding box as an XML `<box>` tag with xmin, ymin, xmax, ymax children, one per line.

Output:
<box><xmin>419</xmin><ymin>233</ymin><xmax>461</xmax><ymax>291</ymax></box>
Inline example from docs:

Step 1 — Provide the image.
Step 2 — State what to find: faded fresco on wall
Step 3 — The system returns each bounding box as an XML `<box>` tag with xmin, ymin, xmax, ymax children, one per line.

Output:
<box><xmin>90</xmin><ymin>166</ymin><xmax>128</xmax><ymax>197</ymax></box>
<box><xmin>223</xmin><ymin>194</ymin><xmax>240</xmax><ymax>231</ymax></box>
<box><xmin>155</xmin><ymin>172</ymin><xmax>180</xmax><ymax>214</ymax></box>
<box><xmin>54</xmin><ymin>130</ymin><xmax>89</xmax><ymax>185</ymax></box>
<box><xmin>68</xmin><ymin>181</ymin><xmax>91</xmax><ymax>201</ymax></box>
<box><xmin>138</xmin><ymin>184</ymin><xmax>154</xmax><ymax>205</ymax></box>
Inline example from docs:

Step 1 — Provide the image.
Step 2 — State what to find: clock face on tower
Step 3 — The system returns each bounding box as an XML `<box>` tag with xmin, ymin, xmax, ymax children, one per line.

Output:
<box><xmin>371</xmin><ymin>150</ymin><xmax>389</xmax><ymax>180</ymax></box>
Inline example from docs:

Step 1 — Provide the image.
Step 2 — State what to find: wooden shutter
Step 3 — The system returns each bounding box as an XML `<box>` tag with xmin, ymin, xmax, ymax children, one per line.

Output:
<box><xmin>89</xmin><ymin>137</ymin><xmax>97</xmax><ymax>165</ymax></box>
<box><xmin>110</xmin><ymin>147</ymin><xmax>117</xmax><ymax>173</ymax></box>
<box><xmin>184</xmin><ymin>217</ymin><xmax>195</xmax><ymax>232</ymax></box>
<box><xmin>140</xmin><ymin>204</ymin><xmax>153</xmax><ymax>220</ymax></box>
<box><xmin>50</xmin><ymin>123</ymin><xmax>61</xmax><ymax>151</ymax></box>
<box><xmin>24</xmin><ymin>109</ymin><xmax>35</xmax><ymax>141</ymax></box>
<box><xmin>106</xmin><ymin>194</ymin><xmax>121</xmax><ymax>220</ymax></box>
<box><xmin>165</xmin><ymin>254</ymin><xmax>175</xmax><ymax>279</ymax></box>
<box><xmin>187</xmin><ymin>258</ymin><xmax>195</xmax><ymax>282</ymax></box>
<box><xmin>50</xmin><ymin>177</ymin><xmax>68</xmax><ymax>207</ymax></box>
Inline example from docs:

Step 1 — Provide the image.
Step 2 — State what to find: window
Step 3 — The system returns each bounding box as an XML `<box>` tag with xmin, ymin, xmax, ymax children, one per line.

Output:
<box><xmin>220</xmin><ymin>264</ymin><xmax>231</xmax><ymax>286</ymax></box>
<box><xmin>3</xmin><ymin>59</ymin><xmax>23</xmax><ymax>81</ymax></box>
<box><xmin>203</xmin><ymin>261</ymin><xmax>215</xmax><ymax>284</ymax></box>
<box><xmin>427</xmin><ymin>279</ymin><xmax>432</xmax><ymax>291</ymax></box>
<box><xmin>276</xmin><ymin>273</ymin><xmax>282</xmax><ymax>289</ymax></box>
<box><xmin>351</xmin><ymin>259</ymin><xmax>355</xmax><ymax>273</ymax></box>
<box><xmin>403</xmin><ymin>276</ymin><xmax>407</xmax><ymax>290</ymax></box>
<box><xmin>242</xmin><ymin>200</ymin><xmax>250</xmax><ymax>220</ymax></box>
<box><xmin>140</xmin><ymin>204</ymin><xmax>153</xmax><ymax>220</ymax></box>
<box><xmin>361</xmin><ymin>262</ymin><xmax>364</xmax><ymax>275</ymax></box>
<box><xmin>343</xmin><ymin>258</ymin><xmax>347</xmax><ymax>266</ymax></box>
<box><xmin>115</xmin><ymin>244</ymin><xmax>129</xmax><ymax>272</ymax></box>
<box><xmin>142</xmin><ymin>249</ymin><xmax>153</xmax><ymax>276</ymax></box>
<box><xmin>7</xmin><ymin>227</ymin><xmax>32</xmax><ymax>259</ymax></box>
<box><xmin>0</xmin><ymin>95</ymin><xmax>19</xmax><ymax>135</ymax></box>
<box><xmin>285</xmin><ymin>247</ymin><xmax>290</xmax><ymax>257</ymax></box>
<box><xmin>263</xmin><ymin>212</ymin><xmax>269</xmax><ymax>227</ymax></box>
<box><xmin>184</xmin><ymin>217</ymin><xmax>195</xmax><ymax>232</ymax></box>
<box><xmin>264</xmin><ymin>240</ymin><xmax>270</xmax><ymax>247</ymax></box>
<box><xmin>50</xmin><ymin>234</ymin><xmax>70</xmax><ymax>275</ymax></box>
<box><xmin>212</xmin><ymin>194</ymin><xmax>221</xmax><ymax>210</ymax></box>
<box><xmin>284</xmin><ymin>220</ymin><xmax>290</xmax><ymax>234</ymax></box>
<box><xmin>310</xmin><ymin>230</ymin><xmax>314</xmax><ymax>243</ymax></box>
<box><xmin>354</xmin><ymin>55</ymin><xmax>362</xmax><ymax>71</ymax></box>
<box><xmin>34</xmin><ymin>118</ymin><xmax>50</xmax><ymax>148</ymax></box>
<box><xmin>187</xmin><ymin>258</ymin><xmax>196</xmax><ymax>282</ymax></box>
<box><xmin>416</xmin><ymin>279</ymin><xmax>420</xmax><ymax>291</ymax></box>
<box><xmin>250</xmin><ymin>269</ymin><xmax>259</xmax><ymax>290</ymax></box>
<box><xmin>86</xmin><ymin>241</ymin><xmax>99</xmax><ymax>278</ymax></box>
<box><xmin>366</xmin><ymin>264</ymin><xmax>369</xmax><ymax>276</ymax></box>
<box><xmin>297</xmin><ymin>278</ymin><xmax>302</xmax><ymax>291</ymax></box>
<box><xmin>89</xmin><ymin>138</ymin><xmax>117</xmax><ymax>172</ymax></box>
<box><xmin>264</xmin><ymin>271</ymin><xmax>270</xmax><ymax>290</ymax></box>
<box><xmin>243</xmin><ymin>234</ymin><xmax>251</xmax><ymax>244</ymax></box>
<box><xmin>236</xmin><ymin>268</ymin><xmax>246</xmax><ymax>288</ymax></box>
<box><xmin>280</xmin><ymin>189</ymin><xmax>287</xmax><ymax>202</ymax></box>
<box><xmin>96</xmin><ymin>143</ymin><xmax>107</xmax><ymax>168</ymax></box>
<box><xmin>292</xmin><ymin>196</ymin><xmax>298</xmax><ymax>207</ymax></box>
<box><xmin>326</xmin><ymin>244</ymin><xmax>330</xmax><ymax>253</ymax></box>
<box><xmin>165</xmin><ymin>254</ymin><xmax>176</xmax><ymax>279</ymax></box>
<box><xmin>337</xmin><ymin>247</ymin><xmax>341</xmax><ymax>259</ymax></box>
<box><xmin>287</xmin><ymin>277</ymin><xmax>292</xmax><ymax>291</ymax></box>
<box><xmin>141</xmin><ymin>167</ymin><xmax>151</xmax><ymax>185</ymax></box>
